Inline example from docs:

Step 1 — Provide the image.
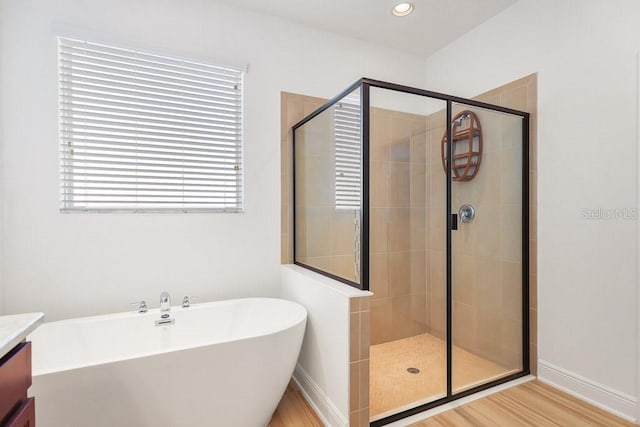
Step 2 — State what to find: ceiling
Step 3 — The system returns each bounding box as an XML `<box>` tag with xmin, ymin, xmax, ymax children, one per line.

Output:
<box><xmin>217</xmin><ymin>0</ymin><xmax>518</xmax><ymax>56</ymax></box>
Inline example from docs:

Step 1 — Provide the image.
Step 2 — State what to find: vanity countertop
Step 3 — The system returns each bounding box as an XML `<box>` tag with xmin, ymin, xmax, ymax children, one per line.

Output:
<box><xmin>0</xmin><ymin>312</ymin><xmax>44</xmax><ymax>359</ymax></box>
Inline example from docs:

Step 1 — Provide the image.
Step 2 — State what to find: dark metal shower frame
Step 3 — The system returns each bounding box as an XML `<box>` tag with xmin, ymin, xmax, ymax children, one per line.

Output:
<box><xmin>291</xmin><ymin>77</ymin><xmax>530</xmax><ymax>426</ymax></box>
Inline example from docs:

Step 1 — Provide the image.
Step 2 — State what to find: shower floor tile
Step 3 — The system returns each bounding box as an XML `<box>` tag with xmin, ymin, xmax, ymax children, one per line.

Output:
<box><xmin>370</xmin><ymin>333</ymin><xmax>517</xmax><ymax>421</ymax></box>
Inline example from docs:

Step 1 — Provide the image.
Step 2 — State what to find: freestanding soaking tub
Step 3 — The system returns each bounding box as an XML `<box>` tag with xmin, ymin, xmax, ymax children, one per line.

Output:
<box><xmin>28</xmin><ymin>297</ymin><xmax>307</xmax><ymax>427</ymax></box>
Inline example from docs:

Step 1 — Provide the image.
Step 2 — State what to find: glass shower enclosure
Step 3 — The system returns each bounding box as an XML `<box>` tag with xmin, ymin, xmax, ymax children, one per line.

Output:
<box><xmin>292</xmin><ymin>78</ymin><xmax>529</xmax><ymax>425</ymax></box>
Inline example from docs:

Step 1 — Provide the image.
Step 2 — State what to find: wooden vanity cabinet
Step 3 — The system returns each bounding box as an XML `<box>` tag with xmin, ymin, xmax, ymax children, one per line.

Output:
<box><xmin>0</xmin><ymin>342</ymin><xmax>34</xmax><ymax>427</ymax></box>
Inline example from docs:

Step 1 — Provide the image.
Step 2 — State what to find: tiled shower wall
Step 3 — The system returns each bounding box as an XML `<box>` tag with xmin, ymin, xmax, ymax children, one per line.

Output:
<box><xmin>368</xmin><ymin>108</ymin><xmax>428</xmax><ymax>345</ymax></box>
<box><xmin>424</xmin><ymin>74</ymin><xmax>538</xmax><ymax>373</ymax></box>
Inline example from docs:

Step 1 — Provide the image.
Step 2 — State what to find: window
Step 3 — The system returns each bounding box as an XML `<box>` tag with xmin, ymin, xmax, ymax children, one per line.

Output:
<box><xmin>333</xmin><ymin>96</ymin><xmax>361</xmax><ymax>210</ymax></box>
<box><xmin>58</xmin><ymin>38</ymin><xmax>244</xmax><ymax>212</ymax></box>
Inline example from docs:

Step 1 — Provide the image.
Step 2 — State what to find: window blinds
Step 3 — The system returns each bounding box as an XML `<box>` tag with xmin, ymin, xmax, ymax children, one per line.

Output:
<box><xmin>58</xmin><ymin>38</ymin><xmax>244</xmax><ymax>212</ymax></box>
<box><xmin>334</xmin><ymin>97</ymin><xmax>361</xmax><ymax>210</ymax></box>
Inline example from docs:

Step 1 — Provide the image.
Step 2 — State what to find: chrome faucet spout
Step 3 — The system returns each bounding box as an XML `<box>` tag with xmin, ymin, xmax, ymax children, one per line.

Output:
<box><xmin>160</xmin><ymin>291</ymin><xmax>171</xmax><ymax>316</ymax></box>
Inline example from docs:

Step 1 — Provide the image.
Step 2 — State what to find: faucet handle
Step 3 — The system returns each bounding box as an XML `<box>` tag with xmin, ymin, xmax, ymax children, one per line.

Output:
<box><xmin>131</xmin><ymin>301</ymin><xmax>148</xmax><ymax>313</ymax></box>
<box><xmin>182</xmin><ymin>295</ymin><xmax>197</xmax><ymax>308</ymax></box>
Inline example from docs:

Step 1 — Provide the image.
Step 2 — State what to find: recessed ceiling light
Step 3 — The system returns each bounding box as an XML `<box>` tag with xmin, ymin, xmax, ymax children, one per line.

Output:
<box><xmin>392</xmin><ymin>2</ymin><xmax>414</xmax><ymax>17</ymax></box>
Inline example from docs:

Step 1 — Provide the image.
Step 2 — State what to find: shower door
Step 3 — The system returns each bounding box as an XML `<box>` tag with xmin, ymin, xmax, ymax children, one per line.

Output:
<box><xmin>449</xmin><ymin>102</ymin><xmax>528</xmax><ymax>393</ymax></box>
<box><xmin>292</xmin><ymin>78</ymin><xmax>530</xmax><ymax>426</ymax></box>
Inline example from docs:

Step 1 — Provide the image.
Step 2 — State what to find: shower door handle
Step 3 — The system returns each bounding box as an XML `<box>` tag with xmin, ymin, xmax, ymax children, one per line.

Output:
<box><xmin>451</xmin><ymin>213</ymin><xmax>458</xmax><ymax>231</ymax></box>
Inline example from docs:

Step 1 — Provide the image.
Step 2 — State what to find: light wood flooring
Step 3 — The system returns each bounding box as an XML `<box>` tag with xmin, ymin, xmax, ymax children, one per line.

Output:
<box><xmin>269</xmin><ymin>382</ymin><xmax>323</xmax><ymax>427</ymax></box>
<box><xmin>272</xmin><ymin>380</ymin><xmax>634</xmax><ymax>426</ymax></box>
<box><xmin>412</xmin><ymin>380</ymin><xmax>634</xmax><ymax>427</ymax></box>
<box><xmin>370</xmin><ymin>334</ymin><xmax>518</xmax><ymax>421</ymax></box>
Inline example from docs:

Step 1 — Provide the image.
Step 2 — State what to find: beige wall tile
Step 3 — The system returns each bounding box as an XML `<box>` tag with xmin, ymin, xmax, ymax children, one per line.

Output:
<box><xmin>390</xmin><ymin>116</ymin><xmax>411</xmax><ymax>145</ymax></box>
<box><xmin>501</xmin><ymin>114</ymin><xmax>524</xmax><ymax>150</ymax></box>
<box><xmin>475</xmin><ymin>307</ymin><xmax>502</xmax><ymax>359</ymax></box>
<box><xmin>473</xmin><ymin>151</ymin><xmax>500</xmax><ymax>205</ymax></box>
<box><xmin>474</xmin><ymin>204</ymin><xmax>500</xmax><ymax>257</ymax></box>
<box><xmin>501</xmin><ymin>147</ymin><xmax>523</xmax><ymax>205</ymax></box>
<box><xmin>389</xmin><ymin>208</ymin><xmax>410</xmax><ymax>251</ymax></box>
<box><xmin>331</xmin><ymin>210</ymin><xmax>357</xmax><ymax>256</ymax></box>
<box><xmin>429</xmin><ymin>251</ymin><xmax>446</xmax><ymax>299</ymax></box>
<box><xmin>298</xmin><ymin>154</ymin><xmax>333</xmax><ymax>207</ymax></box>
<box><xmin>428</xmin><ymin>165</ymin><xmax>446</xmax><ymax>207</ymax></box>
<box><xmin>390</xmin><ymin>138</ymin><xmax>411</xmax><ymax>162</ymax></box>
<box><xmin>453</xmin><ymin>254</ymin><xmax>475</xmax><ymax>306</ymax></box>
<box><xmin>501</xmin><ymin>85</ymin><xmax>527</xmax><ymax>112</ymax></box>
<box><xmin>304</xmin><ymin>206</ymin><xmax>331</xmax><ymax>257</ymax></box>
<box><xmin>453</xmin><ymin>301</ymin><xmax>475</xmax><ymax>351</ymax></box>
<box><xmin>303</xmin><ymin>99</ymin><xmax>325</xmax><ymax>116</ymax></box>
<box><xmin>410</xmin><ymin>207</ymin><xmax>426</xmax><ymax>251</ymax></box>
<box><xmin>371</xmin><ymin>298</ymin><xmax>392</xmax><ymax>345</ymax></box>
<box><xmin>475</xmin><ymin>107</ymin><xmax>501</xmax><ymax>153</ymax></box>
<box><xmin>350</xmin><ymin>361</ymin><xmax>360</xmax><ymax>411</ymax></box>
<box><xmin>429</xmin><ymin>297</ymin><xmax>446</xmax><ymax>339</ymax></box>
<box><xmin>502</xmin><ymin>261</ymin><xmax>522</xmax><ymax>321</ymax></box>
<box><xmin>411</xmin><ymin>293</ymin><xmax>427</xmax><ymax>330</ymax></box>
<box><xmin>349</xmin><ymin>410</ymin><xmax>359</xmax><ymax>427</ymax></box>
<box><xmin>427</xmin><ymin>128</ymin><xmax>445</xmax><ymax>167</ymax></box>
<box><xmin>475</xmin><ymin>256</ymin><xmax>502</xmax><ymax>311</ymax></box>
<box><xmin>281</xmin><ymin>233</ymin><xmax>289</xmax><ymax>263</ymax></box>
<box><xmin>389</xmin><ymin>251</ymin><xmax>411</xmax><ymax>296</ymax></box>
<box><xmin>452</xmin><ymin>218</ymin><xmax>474</xmax><ymax>256</ymax></box>
<box><xmin>362</xmin><ymin>409</ymin><xmax>371</xmax><ymax>427</ymax></box>
<box><xmin>389</xmin><ymin>162</ymin><xmax>411</xmax><ymax>207</ymax></box>
<box><xmin>501</xmin><ymin>318</ymin><xmax>523</xmax><ymax>366</ymax></box>
<box><xmin>370</xmin><ymin>252</ymin><xmax>389</xmax><ymax>299</ymax></box>
<box><xmin>391</xmin><ymin>295</ymin><xmax>414</xmax><ymax>340</ymax></box>
<box><xmin>501</xmin><ymin>204</ymin><xmax>522</xmax><ymax>263</ymax></box>
<box><xmin>332</xmin><ymin>255</ymin><xmax>358</xmax><ymax>282</ymax></box>
<box><xmin>410</xmin><ymin>131</ymin><xmax>427</xmax><ymax>163</ymax></box>
<box><xmin>530</xmin><ymin>308</ymin><xmax>537</xmax><ymax>350</ymax></box>
<box><xmin>304</xmin><ymin>256</ymin><xmax>332</xmax><ymax>271</ymax></box>
<box><xmin>360</xmin><ymin>311</ymin><xmax>370</xmax><ymax>360</ymax></box>
<box><xmin>370</xmin><ymin>161</ymin><xmax>390</xmax><ymax>208</ymax></box>
<box><xmin>286</xmin><ymin>97</ymin><xmax>305</xmax><ymax>130</ymax></box>
<box><xmin>410</xmin><ymin>162</ymin><xmax>426</xmax><ymax>208</ymax></box>
<box><xmin>452</xmin><ymin>178</ymin><xmax>475</xmax><ymax>208</ymax></box>
<box><xmin>530</xmin><ymin>272</ymin><xmax>537</xmax><ymax>309</ymax></box>
<box><xmin>370</xmin><ymin>208</ymin><xmax>389</xmax><ymax>254</ymax></box>
<box><xmin>350</xmin><ymin>312</ymin><xmax>359</xmax><ymax>363</ymax></box>
<box><xmin>410</xmin><ymin>250</ymin><xmax>427</xmax><ymax>295</ymax></box>
<box><xmin>359</xmin><ymin>359</ymin><xmax>370</xmax><ymax>409</ymax></box>
<box><xmin>370</xmin><ymin>109</ymin><xmax>391</xmax><ymax>161</ymax></box>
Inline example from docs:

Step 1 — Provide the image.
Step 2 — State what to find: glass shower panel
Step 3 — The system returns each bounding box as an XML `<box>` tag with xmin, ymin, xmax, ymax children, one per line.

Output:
<box><xmin>294</xmin><ymin>88</ymin><xmax>362</xmax><ymax>285</ymax></box>
<box><xmin>368</xmin><ymin>87</ymin><xmax>447</xmax><ymax>421</ymax></box>
<box><xmin>449</xmin><ymin>103</ymin><xmax>524</xmax><ymax>393</ymax></box>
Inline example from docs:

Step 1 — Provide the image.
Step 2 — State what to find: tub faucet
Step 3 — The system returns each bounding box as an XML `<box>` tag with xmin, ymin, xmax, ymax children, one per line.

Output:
<box><xmin>160</xmin><ymin>291</ymin><xmax>171</xmax><ymax>317</ymax></box>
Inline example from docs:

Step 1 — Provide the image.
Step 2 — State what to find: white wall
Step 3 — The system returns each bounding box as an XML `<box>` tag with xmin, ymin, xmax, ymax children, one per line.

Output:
<box><xmin>0</xmin><ymin>0</ymin><xmax>426</xmax><ymax>320</ymax></box>
<box><xmin>281</xmin><ymin>265</ymin><xmax>371</xmax><ymax>426</ymax></box>
<box><xmin>423</xmin><ymin>0</ymin><xmax>639</xmax><ymax>419</ymax></box>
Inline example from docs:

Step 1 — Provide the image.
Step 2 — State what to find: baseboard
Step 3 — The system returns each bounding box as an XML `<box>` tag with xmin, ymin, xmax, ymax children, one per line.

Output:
<box><xmin>292</xmin><ymin>364</ymin><xmax>348</xmax><ymax>427</ymax></box>
<box><xmin>538</xmin><ymin>360</ymin><xmax>638</xmax><ymax>423</ymax></box>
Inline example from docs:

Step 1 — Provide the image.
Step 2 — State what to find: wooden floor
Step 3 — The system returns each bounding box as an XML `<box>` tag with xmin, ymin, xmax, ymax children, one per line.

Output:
<box><xmin>269</xmin><ymin>382</ymin><xmax>323</xmax><ymax>427</ymax></box>
<box><xmin>272</xmin><ymin>380</ymin><xmax>634</xmax><ymax>426</ymax></box>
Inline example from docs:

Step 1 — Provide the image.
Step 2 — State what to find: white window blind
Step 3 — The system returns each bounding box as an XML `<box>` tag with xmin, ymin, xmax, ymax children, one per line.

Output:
<box><xmin>334</xmin><ymin>97</ymin><xmax>361</xmax><ymax>210</ymax></box>
<box><xmin>58</xmin><ymin>37</ymin><xmax>244</xmax><ymax>212</ymax></box>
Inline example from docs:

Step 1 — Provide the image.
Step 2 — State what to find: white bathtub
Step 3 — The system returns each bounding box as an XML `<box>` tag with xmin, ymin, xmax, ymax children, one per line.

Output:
<box><xmin>28</xmin><ymin>297</ymin><xmax>307</xmax><ymax>427</ymax></box>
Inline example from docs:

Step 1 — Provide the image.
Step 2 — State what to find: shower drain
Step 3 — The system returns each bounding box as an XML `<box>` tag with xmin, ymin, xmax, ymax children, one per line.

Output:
<box><xmin>406</xmin><ymin>367</ymin><xmax>420</xmax><ymax>374</ymax></box>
